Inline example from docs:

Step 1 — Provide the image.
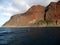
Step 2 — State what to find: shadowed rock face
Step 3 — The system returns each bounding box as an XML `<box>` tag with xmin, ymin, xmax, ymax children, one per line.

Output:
<box><xmin>45</xmin><ymin>1</ymin><xmax>60</xmax><ymax>24</ymax></box>
<box><xmin>3</xmin><ymin>5</ymin><xmax>45</xmax><ymax>27</ymax></box>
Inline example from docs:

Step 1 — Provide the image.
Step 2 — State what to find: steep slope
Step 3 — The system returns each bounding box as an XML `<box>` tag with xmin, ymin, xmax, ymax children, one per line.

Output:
<box><xmin>45</xmin><ymin>1</ymin><xmax>60</xmax><ymax>24</ymax></box>
<box><xmin>3</xmin><ymin>5</ymin><xmax>45</xmax><ymax>27</ymax></box>
<box><xmin>3</xmin><ymin>1</ymin><xmax>60</xmax><ymax>27</ymax></box>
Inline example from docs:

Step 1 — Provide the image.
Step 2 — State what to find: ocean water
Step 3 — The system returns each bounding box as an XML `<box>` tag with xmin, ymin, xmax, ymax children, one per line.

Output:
<box><xmin>0</xmin><ymin>27</ymin><xmax>60</xmax><ymax>45</ymax></box>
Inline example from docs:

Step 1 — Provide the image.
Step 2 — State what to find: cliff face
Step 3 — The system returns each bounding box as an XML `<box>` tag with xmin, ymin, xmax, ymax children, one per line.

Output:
<box><xmin>45</xmin><ymin>1</ymin><xmax>60</xmax><ymax>24</ymax></box>
<box><xmin>3</xmin><ymin>5</ymin><xmax>45</xmax><ymax>27</ymax></box>
<box><xmin>3</xmin><ymin>1</ymin><xmax>60</xmax><ymax>27</ymax></box>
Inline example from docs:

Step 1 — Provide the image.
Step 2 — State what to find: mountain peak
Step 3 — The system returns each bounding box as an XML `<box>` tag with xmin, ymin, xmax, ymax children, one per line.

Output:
<box><xmin>3</xmin><ymin>5</ymin><xmax>45</xmax><ymax>27</ymax></box>
<box><xmin>27</xmin><ymin>5</ymin><xmax>45</xmax><ymax>13</ymax></box>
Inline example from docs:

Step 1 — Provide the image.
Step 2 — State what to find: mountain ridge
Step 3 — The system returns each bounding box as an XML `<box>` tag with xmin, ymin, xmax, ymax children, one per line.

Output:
<box><xmin>3</xmin><ymin>1</ymin><xmax>60</xmax><ymax>27</ymax></box>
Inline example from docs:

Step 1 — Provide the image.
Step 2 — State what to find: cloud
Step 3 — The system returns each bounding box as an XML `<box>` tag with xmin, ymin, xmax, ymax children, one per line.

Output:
<box><xmin>0</xmin><ymin>0</ymin><xmax>58</xmax><ymax>16</ymax></box>
<box><xmin>0</xmin><ymin>0</ymin><xmax>21</xmax><ymax>17</ymax></box>
<box><xmin>13</xmin><ymin>0</ymin><xmax>59</xmax><ymax>8</ymax></box>
<box><xmin>2</xmin><ymin>12</ymin><xmax>12</xmax><ymax>16</ymax></box>
<box><xmin>0</xmin><ymin>6</ymin><xmax>5</xmax><ymax>10</ymax></box>
<box><xmin>5</xmin><ymin>2</ymin><xmax>20</xmax><ymax>13</ymax></box>
<box><xmin>5</xmin><ymin>6</ymin><xmax>20</xmax><ymax>13</ymax></box>
<box><xmin>13</xmin><ymin>0</ymin><xmax>30</xmax><ymax>13</ymax></box>
<box><xmin>46</xmin><ymin>0</ymin><xmax>59</xmax><ymax>5</ymax></box>
<box><xmin>0</xmin><ymin>3</ymin><xmax>20</xmax><ymax>16</ymax></box>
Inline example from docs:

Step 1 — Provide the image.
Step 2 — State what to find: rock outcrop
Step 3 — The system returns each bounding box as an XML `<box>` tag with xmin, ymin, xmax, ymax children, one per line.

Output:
<box><xmin>45</xmin><ymin>1</ymin><xmax>60</xmax><ymax>24</ymax></box>
<box><xmin>3</xmin><ymin>5</ymin><xmax>45</xmax><ymax>27</ymax></box>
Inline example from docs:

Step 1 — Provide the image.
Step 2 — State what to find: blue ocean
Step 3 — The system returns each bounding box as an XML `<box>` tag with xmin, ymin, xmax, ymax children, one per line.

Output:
<box><xmin>0</xmin><ymin>27</ymin><xmax>60</xmax><ymax>45</ymax></box>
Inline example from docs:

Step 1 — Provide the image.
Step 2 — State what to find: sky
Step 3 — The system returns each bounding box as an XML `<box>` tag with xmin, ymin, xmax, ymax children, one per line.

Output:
<box><xmin>0</xmin><ymin>0</ymin><xmax>59</xmax><ymax>27</ymax></box>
